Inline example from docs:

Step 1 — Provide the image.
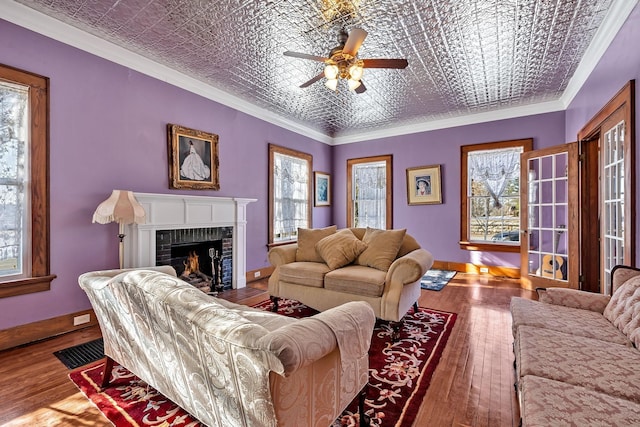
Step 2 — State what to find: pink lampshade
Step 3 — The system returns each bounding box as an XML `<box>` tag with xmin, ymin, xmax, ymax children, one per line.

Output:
<box><xmin>92</xmin><ymin>190</ymin><xmax>146</xmax><ymax>225</ymax></box>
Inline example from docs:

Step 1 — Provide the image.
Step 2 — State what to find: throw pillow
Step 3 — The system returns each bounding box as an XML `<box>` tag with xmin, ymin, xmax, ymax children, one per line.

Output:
<box><xmin>296</xmin><ymin>225</ymin><xmax>337</xmax><ymax>263</ymax></box>
<box><xmin>356</xmin><ymin>227</ymin><xmax>407</xmax><ymax>271</ymax></box>
<box><xmin>315</xmin><ymin>229</ymin><xmax>368</xmax><ymax>270</ymax></box>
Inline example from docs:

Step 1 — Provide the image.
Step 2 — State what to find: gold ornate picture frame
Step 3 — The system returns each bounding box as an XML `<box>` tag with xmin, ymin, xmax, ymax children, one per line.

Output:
<box><xmin>168</xmin><ymin>124</ymin><xmax>219</xmax><ymax>190</ymax></box>
<box><xmin>406</xmin><ymin>164</ymin><xmax>442</xmax><ymax>205</ymax></box>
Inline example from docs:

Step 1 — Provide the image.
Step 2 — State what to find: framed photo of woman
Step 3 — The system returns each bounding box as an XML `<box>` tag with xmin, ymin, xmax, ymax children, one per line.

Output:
<box><xmin>406</xmin><ymin>164</ymin><xmax>442</xmax><ymax>205</ymax></box>
<box><xmin>168</xmin><ymin>124</ymin><xmax>220</xmax><ymax>190</ymax></box>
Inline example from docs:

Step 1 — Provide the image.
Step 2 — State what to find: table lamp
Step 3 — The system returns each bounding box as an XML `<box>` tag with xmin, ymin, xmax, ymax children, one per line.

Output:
<box><xmin>92</xmin><ymin>190</ymin><xmax>146</xmax><ymax>269</ymax></box>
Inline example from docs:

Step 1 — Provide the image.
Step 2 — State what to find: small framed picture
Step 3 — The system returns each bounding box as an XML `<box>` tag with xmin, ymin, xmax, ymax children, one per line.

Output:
<box><xmin>406</xmin><ymin>164</ymin><xmax>442</xmax><ymax>205</ymax></box>
<box><xmin>168</xmin><ymin>124</ymin><xmax>220</xmax><ymax>190</ymax></box>
<box><xmin>314</xmin><ymin>171</ymin><xmax>331</xmax><ymax>207</ymax></box>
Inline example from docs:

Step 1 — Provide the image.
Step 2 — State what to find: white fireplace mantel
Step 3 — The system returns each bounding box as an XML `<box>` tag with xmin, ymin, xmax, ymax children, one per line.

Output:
<box><xmin>124</xmin><ymin>192</ymin><xmax>257</xmax><ymax>289</ymax></box>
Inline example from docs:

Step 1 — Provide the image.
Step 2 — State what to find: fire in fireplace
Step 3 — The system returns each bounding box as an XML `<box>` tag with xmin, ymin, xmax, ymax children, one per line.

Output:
<box><xmin>156</xmin><ymin>227</ymin><xmax>233</xmax><ymax>292</ymax></box>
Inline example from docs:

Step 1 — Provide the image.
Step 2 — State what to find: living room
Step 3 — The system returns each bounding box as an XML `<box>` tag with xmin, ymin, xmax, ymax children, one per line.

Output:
<box><xmin>1</xmin><ymin>1</ymin><xmax>640</xmax><ymax>426</ymax></box>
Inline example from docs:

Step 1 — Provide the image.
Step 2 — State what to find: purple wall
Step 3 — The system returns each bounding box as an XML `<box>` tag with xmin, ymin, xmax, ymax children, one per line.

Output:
<box><xmin>0</xmin><ymin>2</ymin><xmax>638</xmax><ymax>332</ymax></box>
<box><xmin>0</xmin><ymin>19</ymin><xmax>331</xmax><ymax>330</ymax></box>
<box><xmin>565</xmin><ymin>3</ymin><xmax>640</xmax><ymax>264</ymax></box>
<box><xmin>333</xmin><ymin>112</ymin><xmax>566</xmax><ymax>268</ymax></box>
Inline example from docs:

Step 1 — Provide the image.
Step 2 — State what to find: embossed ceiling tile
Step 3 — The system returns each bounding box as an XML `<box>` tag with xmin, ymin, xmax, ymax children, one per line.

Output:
<box><xmin>13</xmin><ymin>0</ymin><xmax>620</xmax><ymax>137</ymax></box>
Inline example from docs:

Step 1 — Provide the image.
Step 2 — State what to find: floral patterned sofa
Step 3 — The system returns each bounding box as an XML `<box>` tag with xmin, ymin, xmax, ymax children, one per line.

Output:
<box><xmin>79</xmin><ymin>266</ymin><xmax>375</xmax><ymax>427</ymax></box>
<box><xmin>268</xmin><ymin>226</ymin><xmax>433</xmax><ymax>322</ymax></box>
<box><xmin>510</xmin><ymin>265</ymin><xmax>640</xmax><ymax>426</ymax></box>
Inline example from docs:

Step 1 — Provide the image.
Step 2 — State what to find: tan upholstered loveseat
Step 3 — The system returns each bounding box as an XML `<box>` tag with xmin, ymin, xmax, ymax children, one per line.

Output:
<box><xmin>510</xmin><ymin>265</ymin><xmax>640</xmax><ymax>426</ymax></box>
<box><xmin>79</xmin><ymin>266</ymin><xmax>375</xmax><ymax>427</ymax></box>
<box><xmin>268</xmin><ymin>226</ymin><xmax>434</xmax><ymax>322</ymax></box>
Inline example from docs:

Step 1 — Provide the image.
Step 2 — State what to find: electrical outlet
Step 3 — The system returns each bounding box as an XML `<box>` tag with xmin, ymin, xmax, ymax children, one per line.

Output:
<box><xmin>479</xmin><ymin>267</ymin><xmax>489</xmax><ymax>274</ymax></box>
<box><xmin>254</xmin><ymin>271</ymin><xmax>261</xmax><ymax>278</ymax></box>
<box><xmin>74</xmin><ymin>314</ymin><xmax>91</xmax><ymax>326</ymax></box>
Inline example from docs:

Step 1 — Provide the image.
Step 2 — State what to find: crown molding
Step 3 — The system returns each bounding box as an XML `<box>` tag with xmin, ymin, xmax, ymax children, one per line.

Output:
<box><xmin>560</xmin><ymin>0</ymin><xmax>638</xmax><ymax>108</ymax></box>
<box><xmin>1</xmin><ymin>1</ymin><xmax>333</xmax><ymax>145</ymax></box>
<box><xmin>331</xmin><ymin>100</ymin><xmax>566</xmax><ymax>145</ymax></box>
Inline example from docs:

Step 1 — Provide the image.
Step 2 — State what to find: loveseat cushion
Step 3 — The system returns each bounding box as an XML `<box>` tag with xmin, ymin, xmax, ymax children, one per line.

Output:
<box><xmin>279</xmin><ymin>262</ymin><xmax>331</xmax><ymax>288</ymax></box>
<box><xmin>325</xmin><ymin>265</ymin><xmax>386</xmax><ymax>298</ymax></box>
<box><xmin>515</xmin><ymin>325</ymin><xmax>640</xmax><ymax>403</ymax></box>
<box><xmin>604</xmin><ymin>275</ymin><xmax>640</xmax><ymax>347</ymax></box>
<box><xmin>356</xmin><ymin>227</ymin><xmax>406</xmax><ymax>271</ymax></box>
<box><xmin>520</xmin><ymin>375</ymin><xmax>640</xmax><ymax>426</ymax></box>
<box><xmin>315</xmin><ymin>229</ymin><xmax>367</xmax><ymax>270</ymax></box>
<box><xmin>295</xmin><ymin>226</ymin><xmax>337</xmax><ymax>263</ymax></box>
<box><xmin>510</xmin><ymin>297</ymin><xmax>630</xmax><ymax>346</ymax></box>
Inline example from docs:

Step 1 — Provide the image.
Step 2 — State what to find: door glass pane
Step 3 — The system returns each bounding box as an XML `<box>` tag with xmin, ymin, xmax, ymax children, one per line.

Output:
<box><xmin>601</xmin><ymin>120</ymin><xmax>626</xmax><ymax>293</ymax></box>
<box><xmin>526</xmin><ymin>151</ymin><xmax>569</xmax><ymax>281</ymax></box>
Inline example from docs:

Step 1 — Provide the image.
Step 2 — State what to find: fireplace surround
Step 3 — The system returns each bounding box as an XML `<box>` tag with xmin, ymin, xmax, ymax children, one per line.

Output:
<box><xmin>123</xmin><ymin>193</ymin><xmax>256</xmax><ymax>289</ymax></box>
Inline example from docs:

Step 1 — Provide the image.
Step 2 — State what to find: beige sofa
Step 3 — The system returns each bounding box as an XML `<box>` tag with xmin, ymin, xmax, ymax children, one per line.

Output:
<box><xmin>510</xmin><ymin>265</ymin><xmax>640</xmax><ymax>426</ymax></box>
<box><xmin>268</xmin><ymin>226</ymin><xmax>433</xmax><ymax>322</ymax></box>
<box><xmin>79</xmin><ymin>266</ymin><xmax>375</xmax><ymax>427</ymax></box>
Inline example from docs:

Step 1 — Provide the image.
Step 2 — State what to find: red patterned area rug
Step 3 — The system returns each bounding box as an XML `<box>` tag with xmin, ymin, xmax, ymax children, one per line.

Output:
<box><xmin>70</xmin><ymin>299</ymin><xmax>456</xmax><ymax>427</ymax></box>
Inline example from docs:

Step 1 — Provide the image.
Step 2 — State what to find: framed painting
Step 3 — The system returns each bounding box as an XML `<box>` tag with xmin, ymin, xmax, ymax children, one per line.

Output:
<box><xmin>314</xmin><ymin>171</ymin><xmax>331</xmax><ymax>206</ymax></box>
<box><xmin>168</xmin><ymin>124</ymin><xmax>219</xmax><ymax>190</ymax></box>
<box><xmin>406</xmin><ymin>164</ymin><xmax>442</xmax><ymax>205</ymax></box>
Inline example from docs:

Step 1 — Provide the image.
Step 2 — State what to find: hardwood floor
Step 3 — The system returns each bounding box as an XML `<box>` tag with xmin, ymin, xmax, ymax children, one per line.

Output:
<box><xmin>0</xmin><ymin>274</ymin><xmax>535</xmax><ymax>427</ymax></box>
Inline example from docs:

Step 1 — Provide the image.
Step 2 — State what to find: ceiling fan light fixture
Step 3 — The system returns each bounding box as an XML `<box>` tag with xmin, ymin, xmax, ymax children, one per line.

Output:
<box><xmin>324</xmin><ymin>64</ymin><xmax>339</xmax><ymax>80</ymax></box>
<box><xmin>325</xmin><ymin>78</ymin><xmax>338</xmax><ymax>91</ymax></box>
<box><xmin>348</xmin><ymin>63</ymin><xmax>364</xmax><ymax>81</ymax></box>
<box><xmin>347</xmin><ymin>79</ymin><xmax>361</xmax><ymax>92</ymax></box>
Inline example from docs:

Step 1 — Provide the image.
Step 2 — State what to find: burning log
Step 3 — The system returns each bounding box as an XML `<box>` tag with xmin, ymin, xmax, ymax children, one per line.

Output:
<box><xmin>181</xmin><ymin>251</ymin><xmax>212</xmax><ymax>292</ymax></box>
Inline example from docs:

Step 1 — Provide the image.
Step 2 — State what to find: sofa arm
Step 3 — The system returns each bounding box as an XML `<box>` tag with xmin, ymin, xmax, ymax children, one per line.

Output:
<box><xmin>261</xmin><ymin>301</ymin><xmax>375</xmax><ymax>376</ymax></box>
<box><xmin>268</xmin><ymin>244</ymin><xmax>298</xmax><ymax>267</ymax></box>
<box><xmin>537</xmin><ymin>287</ymin><xmax>611</xmax><ymax>313</ymax></box>
<box><xmin>386</xmin><ymin>248</ymin><xmax>433</xmax><ymax>285</ymax></box>
<box><xmin>612</xmin><ymin>265</ymin><xmax>640</xmax><ymax>294</ymax></box>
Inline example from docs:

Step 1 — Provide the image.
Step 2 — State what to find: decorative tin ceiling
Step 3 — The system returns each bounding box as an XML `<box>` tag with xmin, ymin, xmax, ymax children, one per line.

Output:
<box><xmin>11</xmin><ymin>0</ymin><xmax>622</xmax><ymax>140</ymax></box>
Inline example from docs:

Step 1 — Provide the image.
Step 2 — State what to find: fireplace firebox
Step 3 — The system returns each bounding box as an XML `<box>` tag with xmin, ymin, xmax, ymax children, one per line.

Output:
<box><xmin>155</xmin><ymin>227</ymin><xmax>233</xmax><ymax>292</ymax></box>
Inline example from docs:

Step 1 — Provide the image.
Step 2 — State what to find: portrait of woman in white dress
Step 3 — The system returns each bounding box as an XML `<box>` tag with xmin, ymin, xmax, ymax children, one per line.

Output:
<box><xmin>180</xmin><ymin>138</ymin><xmax>211</xmax><ymax>181</ymax></box>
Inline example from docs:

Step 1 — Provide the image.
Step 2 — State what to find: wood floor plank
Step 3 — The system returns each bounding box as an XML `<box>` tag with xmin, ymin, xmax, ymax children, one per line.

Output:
<box><xmin>0</xmin><ymin>273</ymin><xmax>535</xmax><ymax>426</ymax></box>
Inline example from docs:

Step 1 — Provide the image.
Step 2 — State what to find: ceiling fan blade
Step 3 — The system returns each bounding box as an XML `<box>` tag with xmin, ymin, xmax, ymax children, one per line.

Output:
<box><xmin>284</xmin><ymin>51</ymin><xmax>328</xmax><ymax>62</ymax></box>
<box><xmin>343</xmin><ymin>28</ymin><xmax>367</xmax><ymax>56</ymax></box>
<box><xmin>300</xmin><ymin>72</ymin><xmax>325</xmax><ymax>88</ymax></box>
<box><xmin>354</xmin><ymin>81</ymin><xmax>366</xmax><ymax>94</ymax></box>
<box><xmin>362</xmin><ymin>58</ymin><xmax>409</xmax><ymax>69</ymax></box>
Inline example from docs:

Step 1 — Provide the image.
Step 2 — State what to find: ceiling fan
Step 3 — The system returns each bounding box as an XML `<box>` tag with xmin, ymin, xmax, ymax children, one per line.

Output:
<box><xmin>284</xmin><ymin>28</ymin><xmax>408</xmax><ymax>94</ymax></box>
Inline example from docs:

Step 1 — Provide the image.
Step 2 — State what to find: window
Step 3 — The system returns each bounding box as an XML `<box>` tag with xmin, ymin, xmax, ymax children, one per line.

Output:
<box><xmin>0</xmin><ymin>63</ymin><xmax>54</xmax><ymax>298</ymax></box>
<box><xmin>460</xmin><ymin>139</ymin><xmax>532</xmax><ymax>251</ymax></box>
<box><xmin>268</xmin><ymin>144</ymin><xmax>312</xmax><ymax>245</ymax></box>
<box><xmin>347</xmin><ymin>155</ymin><xmax>392</xmax><ymax>229</ymax></box>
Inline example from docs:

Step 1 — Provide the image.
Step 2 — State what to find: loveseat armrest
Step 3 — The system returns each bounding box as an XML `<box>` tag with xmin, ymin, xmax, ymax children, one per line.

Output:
<box><xmin>268</xmin><ymin>244</ymin><xmax>298</xmax><ymax>267</ymax></box>
<box><xmin>386</xmin><ymin>248</ymin><xmax>434</xmax><ymax>285</ymax></box>
<box><xmin>260</xmin><ymin>301</ymin><xmax>375</xmax><ymax>376</ymax></box>
<box><xmin>537</xmin><ymin>287</ymin><xmax>611</xmax><ymax>313</ymax></box>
